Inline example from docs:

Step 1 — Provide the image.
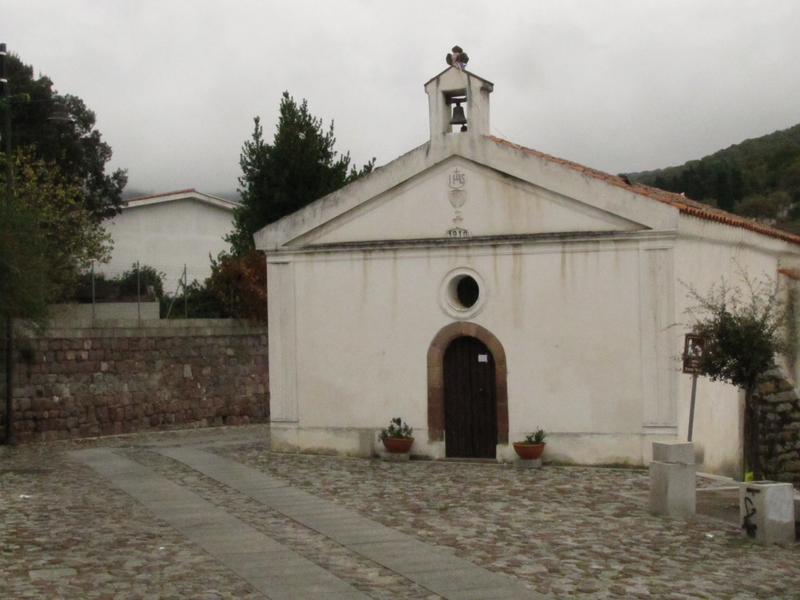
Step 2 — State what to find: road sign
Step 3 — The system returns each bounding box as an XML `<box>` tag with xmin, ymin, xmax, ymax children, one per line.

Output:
<box><xmin>683</xmin><ymin>334</ymin><xmax>705</xmax><ymax>375</ymax></box>
<box><xmin>683</xmin><ymin>334</ymin><xmax>705</xmax><ymax>441</ymax></box>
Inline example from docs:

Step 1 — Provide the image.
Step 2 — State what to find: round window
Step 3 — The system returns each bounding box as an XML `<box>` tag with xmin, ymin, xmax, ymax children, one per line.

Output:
<box><xmin>439</xmin><ymin>268</ymin><xmax>487</xmax><ymax>319</ymax></box>
<box><xmin>456</xmin><ymin>275</ymin><xmax>479</xmax><ymax>308</ymax></box>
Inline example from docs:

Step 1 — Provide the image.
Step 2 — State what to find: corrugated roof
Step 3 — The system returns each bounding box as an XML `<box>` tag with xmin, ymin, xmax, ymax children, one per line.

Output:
<box><xmin>488</xmin><ymin>136</ymin><xmax>800</xmax><ymax>246</ymax></box>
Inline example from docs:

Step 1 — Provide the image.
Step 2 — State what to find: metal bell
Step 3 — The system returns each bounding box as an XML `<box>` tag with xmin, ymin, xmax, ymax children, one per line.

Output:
<box><xmin>449</xmin><ymin>103</ymin><xmax>467</xmax><ymax>126</ymax></box>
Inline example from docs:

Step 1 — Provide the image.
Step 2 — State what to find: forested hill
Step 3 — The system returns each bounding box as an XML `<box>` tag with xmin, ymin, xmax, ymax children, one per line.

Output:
<box><xmin>625</xmin><ymin>124</ymin><xmax>800</xmax><ymax>233</ymax></box>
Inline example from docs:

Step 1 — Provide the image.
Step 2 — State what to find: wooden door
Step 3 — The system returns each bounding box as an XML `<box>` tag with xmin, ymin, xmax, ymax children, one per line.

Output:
<box><xmin>443</xmin><ymin>336</ymin><xmax>497</xmax><ymax>458</ymax></box>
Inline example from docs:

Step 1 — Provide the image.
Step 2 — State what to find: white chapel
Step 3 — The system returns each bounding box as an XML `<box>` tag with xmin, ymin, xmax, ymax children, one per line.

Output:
<box><xmin>255</xmin><ymin>65</ymin><xmax>800</xmax><ymax>476</ymax></box>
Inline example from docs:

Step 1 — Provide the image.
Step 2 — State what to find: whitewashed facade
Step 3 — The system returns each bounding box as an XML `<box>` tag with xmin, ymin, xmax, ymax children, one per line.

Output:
<box><xmin>255</xmin><ymin>67</ymin><xmax>800</xmax><ymax>476</ymax></box>
<box><xmin>102</xmin><ymin>189</ymin><xmax>236</xmax><ymax>292</ymax></box>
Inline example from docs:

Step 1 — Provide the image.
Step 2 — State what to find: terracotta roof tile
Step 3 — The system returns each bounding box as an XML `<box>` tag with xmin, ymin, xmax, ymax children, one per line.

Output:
<box><xmin>487</xmin><ymin>136</ymin><xmax>800</xmax><ymax>246</ymax></box>
<box><xmin>779</xmin><ymin>268</ymin><xmax>800</xmax><ymax>280</ymax></box>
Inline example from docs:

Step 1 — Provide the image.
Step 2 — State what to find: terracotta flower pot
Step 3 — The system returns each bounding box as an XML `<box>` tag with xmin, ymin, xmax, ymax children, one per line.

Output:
<box><xmin>513</xmin><ymin>442</ymin><xmax>545</xmax><ymax>460</ymax></box>
<box><xmin>382</xmin><ymin>437</ymin><xmax>414</xmax><ymax>454</ymax></box>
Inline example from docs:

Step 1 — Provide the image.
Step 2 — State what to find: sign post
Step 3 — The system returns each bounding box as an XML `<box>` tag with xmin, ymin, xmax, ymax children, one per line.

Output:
<box><xmin>682</xmin><ymin>334</ymin><xmax>705</xmax><ymax>442</ymax></box>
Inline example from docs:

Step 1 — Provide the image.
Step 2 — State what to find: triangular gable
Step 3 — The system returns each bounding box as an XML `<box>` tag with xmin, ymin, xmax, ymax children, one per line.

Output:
<box><xmin>255</xmin><ymin>135</ymin><xmax>679</xmax><ymax>251</ymax></box>
<box><xmin>424</xmin><ymin>66</ymin><xmax>493</xmax><ymax>88</ymax></box>
<box><xmin>123</xmin><ymin>189</ymin><xmax>237</xmax><ymax>212</ymax></box>
<box><xmin>290</xmin><ymin>158</ymin><xmax>646</xmax><ymax>247</ymax></box>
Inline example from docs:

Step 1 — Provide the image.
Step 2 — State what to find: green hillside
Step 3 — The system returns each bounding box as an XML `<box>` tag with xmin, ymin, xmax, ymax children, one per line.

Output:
<box><xmin>626</xmin><ymin>124</ymin><xmax>800</xmax><ymax>233</ymax></box>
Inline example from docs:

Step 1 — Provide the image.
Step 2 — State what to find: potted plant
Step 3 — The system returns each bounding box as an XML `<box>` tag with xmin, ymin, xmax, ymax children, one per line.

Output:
<box><xmin>378</xmin><ymin>417</ymin><xmax>414</xmax><ymax>453</ymax></box>
<box><xmin>513</xmin><ymin>428</ymin><xmax>546</xmax><ymax>460</ymax></box>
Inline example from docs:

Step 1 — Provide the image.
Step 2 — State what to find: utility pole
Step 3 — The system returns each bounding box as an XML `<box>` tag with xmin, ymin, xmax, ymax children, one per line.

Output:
<box><xmin>1</xmin><ymin>42</ymin><xmax>14</xmax><ymax>445</ymax></box>
<box><xmin>1</xmin><ymin>43</ymin><xmax>10</xmax><ymax>191</ymax></box>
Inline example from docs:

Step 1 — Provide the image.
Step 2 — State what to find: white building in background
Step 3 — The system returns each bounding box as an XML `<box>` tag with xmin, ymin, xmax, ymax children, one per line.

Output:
<box><xmin>255</xmin><ymin>66</ymin><xmax>800</xmax><ymax>476</ymax></box>
<box><xmin>102</xmin><ymin>189</ymin><xmax>237</xmax><ymax>293</ymax></box>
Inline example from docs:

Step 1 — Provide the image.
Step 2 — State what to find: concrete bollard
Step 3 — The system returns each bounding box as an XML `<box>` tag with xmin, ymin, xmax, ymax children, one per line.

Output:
<box><xmin>739</xmin><ymin>481</ymin><xmax>796</xmax><ymax>545</ymax></box>
<box><xmin>649</xmin><ymin>442</ymin><xmax>696</xmax><ymax>517</ymax></box>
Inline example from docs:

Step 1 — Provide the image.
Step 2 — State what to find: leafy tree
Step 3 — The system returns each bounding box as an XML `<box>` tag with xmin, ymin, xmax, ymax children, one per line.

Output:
<box><xmin>206</xmin><ymin>250</ymin><xmax>268</xmax><ymax>322</ymax></box>
<box><xmin>228</xmin><ymin>92</ymin><xmax>374</xmax><ymax>255</ymax></box>
<box><xmin>733</xmin><ymin>191</ymin><xmax>792</xmax><ymax>221</ymax></box>
<box><xmin>116</xmin><ymin>264</ymin><xmax>165</xmax><ymax>299</ymax></box>
<box><xmin>0</xmin><ymin>51</ymin><xmax>127</xmax><ymax>220</ymax></box>
<box><xmin>683</xmin><ymin>272</ymin><xmax>786</xmax><ymax>479</ymax></box>
<box><xmin>159</xmin><ymin>251</ymin><xmax>268</xmax><ymax>321</ymax></box>
<box><xmin>161</xmin><ymin>281</ymin><xmax>225</xmax><ymax>320</ymax></box>
<box><xmin>626</xmin><ymin>123</ymin><xmax>800</xmax><ymax>229</ymax></box>
<box><xmin>0</xmin><ymin>188</ymin><xmax>51</xmax><ymax>325</ymax></box>
<box><xmin>0</xmin><ymin>148</ymin><xmax>111</xmax><ymax>324</ymax></box>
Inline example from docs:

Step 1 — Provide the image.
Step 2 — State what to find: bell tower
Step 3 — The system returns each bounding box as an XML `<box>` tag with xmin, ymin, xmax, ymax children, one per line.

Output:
<box><xmin>424</xmin><ymin>66</ymin><xmax>494</xmax><ymax>142</ymax></box>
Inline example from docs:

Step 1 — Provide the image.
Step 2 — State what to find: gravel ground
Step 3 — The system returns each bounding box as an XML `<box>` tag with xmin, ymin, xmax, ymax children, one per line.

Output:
<box><xmin>0</xmin><ymin>443</ymin><xmax>263</xmax><ymax>600</ymax></box>
<box><xmin>214</xmin><ymin>445</ymin><xmax>799</xmax><ymax>600</ymax></box>
<box><xmin>1</xmin><ymin>426</ymin><xmax>798</xmax><ymax>600</ymax></box>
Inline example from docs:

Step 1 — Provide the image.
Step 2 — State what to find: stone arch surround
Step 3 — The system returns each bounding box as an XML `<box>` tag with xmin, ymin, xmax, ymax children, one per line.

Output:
<box><xmin>427</xmin><ymin>322</ymin><xmax>509</xmax><ymax>445</ymax></box>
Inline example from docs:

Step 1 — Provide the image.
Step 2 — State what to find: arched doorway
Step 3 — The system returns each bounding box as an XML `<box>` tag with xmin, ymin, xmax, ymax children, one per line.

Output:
<box><xmin>427</xmin><ymin>322</ymin><xmax>508</xmax><ymax>455</ymax></box>
<box><xmin>443</xmin><ymin>336</ymin><xmax>497</xmax><ymax>457</ymax></box>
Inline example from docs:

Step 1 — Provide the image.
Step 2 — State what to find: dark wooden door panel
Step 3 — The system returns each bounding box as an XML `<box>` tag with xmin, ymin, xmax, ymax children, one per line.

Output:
<box><xmin>443</xmin><ymin>336</ymin><xmax>497</xmax><ymax>458</ymax></box>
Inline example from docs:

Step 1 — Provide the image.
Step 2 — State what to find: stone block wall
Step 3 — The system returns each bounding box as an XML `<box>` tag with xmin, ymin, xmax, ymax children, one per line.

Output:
<box><xmin>756</xmin><ymin>365</ymin><xmax>800</xmax><ymax>484</ymax></box>
<box><xmin>3</xmin><ymin>319</ymin><xmax>269</xmax><ymax>443</ymax></box>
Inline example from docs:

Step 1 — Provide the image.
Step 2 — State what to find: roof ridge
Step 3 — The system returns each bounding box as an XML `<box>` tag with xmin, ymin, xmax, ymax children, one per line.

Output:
<box><xmin>424</xmin><ymin>66</ymin><xmax>494</xmax><ymax>88</ymax></box>
<box><xmin>487</xmin><ymin>136</ymin><xmax>800</xmax><ymax>246</ymax></box>
<box><xmin>124</xmin><ymin>188</ymin><xmax>197</xmax><ymax>202</ymax></box>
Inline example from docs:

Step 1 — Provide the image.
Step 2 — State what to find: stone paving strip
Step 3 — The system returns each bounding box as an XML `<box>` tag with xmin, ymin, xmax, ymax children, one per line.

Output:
<box><xmin>74</xmin><ymin>448</ymin><xmax>374</xmax><ymax>600</ymax></box>
<box><xmin>123</xmin><ymin>447</ymin><xmax>447</xmax><ymax>600</ymax></box>
<box><xmin>158</xmin><ymin>446</ymin><xmax>544</xmax><ymax>600</ymax></box>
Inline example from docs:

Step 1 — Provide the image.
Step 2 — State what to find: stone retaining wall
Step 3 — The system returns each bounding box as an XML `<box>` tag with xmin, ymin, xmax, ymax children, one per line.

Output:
<box><xmin>755</xmin><ymin>365</ymin><xmax>800</xmax><ymax>484</ymax></box>
<box><xmin>3</xmin><ymin>319</ymin><xmax>269</xmax><ymax>443</ymax></box>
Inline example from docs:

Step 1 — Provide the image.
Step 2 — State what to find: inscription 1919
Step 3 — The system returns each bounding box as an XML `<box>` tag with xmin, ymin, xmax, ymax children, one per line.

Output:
<box><xmin>447</xmin><ymin>227</ymin><xmax>471</xmax><ymax>238</ymax></box>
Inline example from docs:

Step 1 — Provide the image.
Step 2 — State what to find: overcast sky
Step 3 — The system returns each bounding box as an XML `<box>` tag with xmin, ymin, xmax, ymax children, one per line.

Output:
<box><xmin>5</xmin><ymin>1</ymin><xmax>800</xmax><ymax>198</ymax></box>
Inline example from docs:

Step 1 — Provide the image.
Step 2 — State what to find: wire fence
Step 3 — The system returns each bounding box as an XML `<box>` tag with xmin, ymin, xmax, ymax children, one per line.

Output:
<box><xmin>65</xmin><ymin>256</ymin><xmax>266</xmax><ymax>322</ymax></box>
<box><xmin>71</xmin><ymin>261</ymin><xmax>213</xmax><ymax>320</ymax></box>
<box><xmin>95</xmin><ymin>260</ymin><xmax>212</xmax><ymax>298</ymax></box>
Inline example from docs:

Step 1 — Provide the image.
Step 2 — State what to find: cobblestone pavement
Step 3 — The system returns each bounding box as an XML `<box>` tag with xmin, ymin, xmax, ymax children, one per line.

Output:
<box><xmin>1</xmin><ymin>426</ymin><xmax>799</xmax><ymax>600</ymax></box>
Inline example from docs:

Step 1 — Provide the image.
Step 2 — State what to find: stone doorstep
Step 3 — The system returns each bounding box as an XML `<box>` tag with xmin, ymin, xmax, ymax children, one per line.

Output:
<box><xmin>437</xmin><ymin>457</ymin><xmax>502</xmax><ymax>464</ymax></box>
<box><xmin>379</xmin><ymin>451</ymin><xmax>410</xmax><ymax>461</ymax></box>
<box><xmin>514</xmin><ymin>458</ymin><xmax>542</xmax><ymax>470</ymax></box>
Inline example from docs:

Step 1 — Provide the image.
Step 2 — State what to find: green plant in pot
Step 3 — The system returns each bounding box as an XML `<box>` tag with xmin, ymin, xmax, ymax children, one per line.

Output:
<box><xmin>378</xmin><ymin>417</ymin><xmax>414</xmax><ymax>453</ymax></box>
<box><xmin>513</xmin><ymin>428</ymin><xmax>546</xmax><ymax>460</ymax></box>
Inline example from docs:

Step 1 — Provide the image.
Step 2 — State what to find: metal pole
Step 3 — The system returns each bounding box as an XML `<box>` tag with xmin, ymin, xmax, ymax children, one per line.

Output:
<box><xmin>183</xmin><ymin>265</ymin><xmax>187</xmax><ymax>318</ymax></box>
<box><xmin>91</xmin><ymin>260</ymin><xmax>96</xmax><ymax>321</ymax></box>
<box><xmin>136</xmin><ymin>261</ymin><xmax>141</xmax><ymax>323</ymax></box>
<box><xmin>2</xmin><ymin>43</ymin><xmax>14</xmax><ymax>445</ymax></box>
<box><xmin>4</xmin><ymin>317</ymin><xmax>11</xmax><ymax>445</ymax></box>
<box><xmin>1</xmin><ymin>43</ymin><xmax>11</xmax><ymax>204</ymax></box>
<box><xmin>688</xmin><ymin>374</ymin><xmax>698</xmax><ymax>442</ymax></box>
